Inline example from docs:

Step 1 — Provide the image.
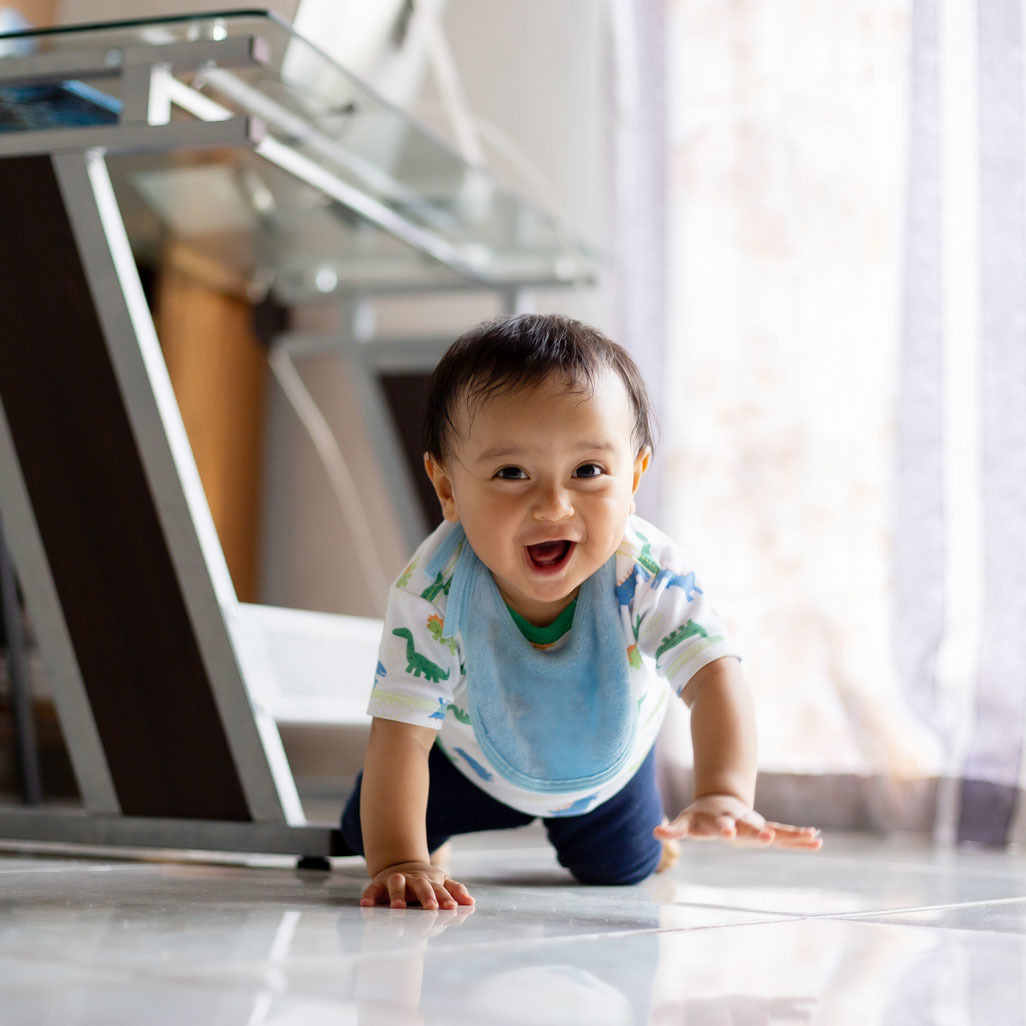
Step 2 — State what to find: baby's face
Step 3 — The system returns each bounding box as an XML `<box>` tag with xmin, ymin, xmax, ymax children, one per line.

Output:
<box><xmin>425</xmin><ymin>369</ymin><xmax>649</xmax><ymax>626</ymax></box>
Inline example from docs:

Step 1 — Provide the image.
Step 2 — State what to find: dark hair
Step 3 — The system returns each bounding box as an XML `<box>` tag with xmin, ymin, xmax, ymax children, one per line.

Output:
<box><xmin>423</xmin><ymin>313</ymin><xmax>656</xmax><ymax>460</ymax></box>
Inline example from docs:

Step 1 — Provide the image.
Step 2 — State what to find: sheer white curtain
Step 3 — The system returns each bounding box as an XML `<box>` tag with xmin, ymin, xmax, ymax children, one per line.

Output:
<box><xmin>609</xmin><ymin>0</ymin><xmax>669</xmax><ymax>516</ymax></box>
<box><xmin>896</xmin><ymin>0</ymin><xmax>1026</xmax><ymax>846</ymax></box>
<box><xmin>655</xmin><ymin>0</ymin><xmax>1026</xmax><ymax>843</ymax></box>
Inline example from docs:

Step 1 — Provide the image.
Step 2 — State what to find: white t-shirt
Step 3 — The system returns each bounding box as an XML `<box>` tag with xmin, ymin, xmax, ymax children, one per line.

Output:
<box><xmin>365</xmin><ymin>514</ymin><xmax>740</xmax><ymax>817</ymax></box>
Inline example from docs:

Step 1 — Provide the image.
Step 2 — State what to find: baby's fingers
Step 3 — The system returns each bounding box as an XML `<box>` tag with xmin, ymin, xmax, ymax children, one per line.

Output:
<box><xmin>731</xmin><ymin>815</ymin><xmax>776</xmax><ymax>846</ymax></box>
<box><xmin>387</xmin><ymin>872</ymin><xmax>411</xmax><ymax>908</ymax></box>
<box><xmin>764</xmin><ymin>822</ymin><xmax>823</xmax><ymax>850</ymax></box>
<box><xmin>360</xmin><ymin>880</ymin><xmax>390</xmax><ymax>907</ymax></box>
<box><xmin>403</xmin><ymin>875</ymin><xmax>466</xmax><ymax>910</ymax></box>
<box><xmin>653</xmin><ymin>813</ymin><xmax>694</xmax><ymax>840</ymax></box>
<box><xmin>404</xmin><ymin>874</ymin><xmax>443</xmax><ymax>909</ymax></box>
<box><xmin>443</xmin><ymin>878</ymin><xmax>475</xmax><ymax>907</ymax></box>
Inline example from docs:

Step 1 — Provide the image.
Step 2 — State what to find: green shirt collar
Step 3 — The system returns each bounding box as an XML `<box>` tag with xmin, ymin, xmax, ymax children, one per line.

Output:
<box><xmin>505</xmin><ymin>598</ymin><xmax>577</xmax><ymax>645</ymax></box>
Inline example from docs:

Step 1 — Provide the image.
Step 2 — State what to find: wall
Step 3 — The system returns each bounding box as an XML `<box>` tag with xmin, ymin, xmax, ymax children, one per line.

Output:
<box><xmin>435</xmin><ymin>0</ymin><xmax>611</xmax><ymax>274</ymax></box>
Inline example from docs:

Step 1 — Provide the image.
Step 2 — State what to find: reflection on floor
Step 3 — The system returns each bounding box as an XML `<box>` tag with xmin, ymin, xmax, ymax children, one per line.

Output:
<box><xmin>2</xmin><ymin>825</ymin><xmax>1026</xmax><ymax>1024</ymax></box>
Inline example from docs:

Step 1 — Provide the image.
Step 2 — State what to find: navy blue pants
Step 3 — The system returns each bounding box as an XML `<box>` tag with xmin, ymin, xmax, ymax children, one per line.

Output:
<box><xmin>340</xmin><ymin>742</ymin><xmax>664</xmax><ymax>886</ymax></box>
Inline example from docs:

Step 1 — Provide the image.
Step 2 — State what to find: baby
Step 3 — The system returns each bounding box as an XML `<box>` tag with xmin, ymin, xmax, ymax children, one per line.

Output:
<box><xmin>340</xmin><ymin>313</ymin><xmax>821</xmax><ymax>909</ymax></box>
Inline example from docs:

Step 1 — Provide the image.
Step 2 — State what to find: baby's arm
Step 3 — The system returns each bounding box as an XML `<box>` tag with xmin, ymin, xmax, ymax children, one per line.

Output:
<box><xmin>654</xmin><ymin>657</ymin><xmax>822</xmax><ymax>849</ymax></box>
<box><xmin>359</xmin><ymin>717</ymin><xmax>475</xmax><ymax>908</ymax></box>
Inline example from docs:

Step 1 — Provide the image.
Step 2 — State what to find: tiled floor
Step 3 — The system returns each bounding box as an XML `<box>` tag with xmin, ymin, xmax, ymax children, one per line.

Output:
<box><xmin>2</xmin><ymin>827</ymin><xmax>1026</xmax><ymax>1024</ymax></box>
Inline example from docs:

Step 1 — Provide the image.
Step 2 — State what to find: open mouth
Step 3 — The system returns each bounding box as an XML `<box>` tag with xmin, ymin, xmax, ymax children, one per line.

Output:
<box><xmin>525</xmin><ymin>540</ymin><xmax>574</xmax><ymax>572</ymax></box>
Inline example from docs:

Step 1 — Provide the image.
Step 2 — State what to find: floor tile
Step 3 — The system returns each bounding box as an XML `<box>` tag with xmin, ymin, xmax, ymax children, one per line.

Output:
<box><xmin>857</xmin><ymin>896</ymin><xmax>1026</xmax><ymax>934</ymax></box>
<box><xmin>639</xmin><ymin>838</ymin><xmax>1026</xmax><ymax>917</ymax></box>
<box><xmin>209</xmin><ymin>917</ymin><xmax>1026</xmax><ymax>1026</ymax></box>
<box><xmin>0</xmin><ymin>847</ymin><xmax>777</xmax><ymax>984</ymax></box>
<box><xmin>3</xmin><ymin>834</ymin><xmax>1026</xmax><ymax>1024</ymax></box>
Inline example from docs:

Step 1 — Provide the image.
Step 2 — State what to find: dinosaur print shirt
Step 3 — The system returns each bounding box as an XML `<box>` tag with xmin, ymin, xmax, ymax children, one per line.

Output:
<box><xmin>365</xmin><ymin>515</ymin><xmax>741</xmax><ymax>817</ymax></box>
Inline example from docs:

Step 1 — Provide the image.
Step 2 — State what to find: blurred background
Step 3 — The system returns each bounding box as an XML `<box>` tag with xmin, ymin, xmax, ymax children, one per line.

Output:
<box><xmin>3</xmin><ymin>0</ymin><xmax>1024</xmax><ymax>849</ymax></box>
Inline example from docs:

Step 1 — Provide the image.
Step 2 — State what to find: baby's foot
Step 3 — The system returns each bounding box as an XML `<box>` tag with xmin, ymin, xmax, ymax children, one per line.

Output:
<box><xmin>656</xmin><ymin>819</ymin><xmax>680</xmax><ymax>873</ymax></box>
<box><xmin>430</xmin><ymin>841</ymin><xmax>453</xmax><ymax>869</ymax></box>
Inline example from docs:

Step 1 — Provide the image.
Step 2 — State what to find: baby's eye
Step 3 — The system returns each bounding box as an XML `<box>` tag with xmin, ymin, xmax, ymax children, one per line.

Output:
<box><xmin>495</xmin><ymin>466</ymin><xmax>528</xmax><ymax>480</ymax></box>
<box><xmin>574</xmin><ymin>462</ymin><xmax>604</xmax><ymax>479</ymax></box>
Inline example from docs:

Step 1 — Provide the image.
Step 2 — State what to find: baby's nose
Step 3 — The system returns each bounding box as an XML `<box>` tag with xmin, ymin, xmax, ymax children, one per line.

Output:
<box><xmin>532</xmin><ymin>485</ymin><xmax>574</xmax><ymax>520</ymax></box>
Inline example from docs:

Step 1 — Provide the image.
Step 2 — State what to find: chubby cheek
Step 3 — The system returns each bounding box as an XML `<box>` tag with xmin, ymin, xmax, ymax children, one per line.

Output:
<box><xmin>471</xmin><ymin>493</ymin><xmax>524</xmax><ymax>529</ymax></box>
<box><xmin>590</xmin><ymin>524</ymin><xmax>628</xmax><ymax>558</ymax></box>
<box><xmin>460</xmin><ymin>500</ymin><xmax>521</xmax><ymax>554</ymax></box>
<box><xmin>589</xmin><ymin>494</ymin><xmax>633</xmax><ymax>539</ymax></box>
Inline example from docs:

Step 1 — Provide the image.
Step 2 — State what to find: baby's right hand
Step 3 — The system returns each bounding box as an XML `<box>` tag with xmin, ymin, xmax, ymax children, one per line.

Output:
<box><xmin>361</xmin><ymin>861</ymin><xmax>475</xmax><ymax>910</ymax></box>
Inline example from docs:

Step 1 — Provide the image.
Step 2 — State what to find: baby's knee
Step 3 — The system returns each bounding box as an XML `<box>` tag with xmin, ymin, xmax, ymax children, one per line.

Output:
<box><xmin>570</xmin><ymin>862</ymin><xmax>658</xmax><ymax>887</ymax></box>
<box><xmin>561</xmin><ymin>842</ymin><xmax>662</xmax><ymax>886</ymax></box>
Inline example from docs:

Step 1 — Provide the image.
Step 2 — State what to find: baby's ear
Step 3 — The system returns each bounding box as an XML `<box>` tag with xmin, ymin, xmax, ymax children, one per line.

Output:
<box><xmin>424</xmin><ymin>452</ymin><xmax>460</xmax><ymax>522</ymax></box>
<box><xmin>632</xmin><ymin>447</ymin><xmax>652</xmax><ymax>494</ymax></box>
<box><xmin>629</xmin><ymin>447</ymin><xmax>652</xmax><ymax>515</ymax></box>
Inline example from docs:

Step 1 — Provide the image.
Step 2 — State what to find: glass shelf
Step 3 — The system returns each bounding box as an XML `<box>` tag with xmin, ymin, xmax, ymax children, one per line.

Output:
<box><xmin>0</xmin><ymin>10</ymin><xmax>597</xmax><ymax>298</ymax></box>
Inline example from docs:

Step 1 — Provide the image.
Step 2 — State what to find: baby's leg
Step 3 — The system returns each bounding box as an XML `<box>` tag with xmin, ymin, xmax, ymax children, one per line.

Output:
<box><xmin>543</xmin><ymin>748</ymin><xmax>664</xmax><ymax>886</ymax></box>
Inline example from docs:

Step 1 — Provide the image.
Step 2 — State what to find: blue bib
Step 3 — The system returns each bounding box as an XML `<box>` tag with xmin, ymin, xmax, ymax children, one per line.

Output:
<box><xmin>425</xmin><ymin>525</ymin><xmax>636</xmax><ymax>794</ymax></box>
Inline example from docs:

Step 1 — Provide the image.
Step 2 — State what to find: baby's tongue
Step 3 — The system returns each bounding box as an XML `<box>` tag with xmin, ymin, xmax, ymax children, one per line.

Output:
<box><xmin>528</xmin><ymin>541</ymin><xmax>569</xmax><ymax>566</ymax></box>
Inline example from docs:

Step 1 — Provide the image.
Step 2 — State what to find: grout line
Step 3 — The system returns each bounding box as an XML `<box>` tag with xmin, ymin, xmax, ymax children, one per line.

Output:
<box><xmin>821</xmin><ymin>894</ymin><xmax>1026</xmax><ymax>921</ymax></box>
<box><xmin>756</xmin><ymin>851</ymin><xmax>1026</xmax><ymax>880</ymax></box>
<box><xmin>607</xmin><ymin>892</ymin><xmax>1026</xmax><ymax>925</ymax></box>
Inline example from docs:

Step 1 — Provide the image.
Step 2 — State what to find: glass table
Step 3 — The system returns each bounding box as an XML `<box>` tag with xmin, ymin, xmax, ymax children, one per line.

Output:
<box><xmin>0</xmin><ymin>9</ymin><xmax>596</xmax><ymax>299</ymax></box>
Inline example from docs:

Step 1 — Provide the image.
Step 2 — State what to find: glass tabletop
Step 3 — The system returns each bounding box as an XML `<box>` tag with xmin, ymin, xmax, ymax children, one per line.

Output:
<box><xmin>0</xmin><ymin>10</ymin><xmax>596</xmax><ymax>297</ymax></box>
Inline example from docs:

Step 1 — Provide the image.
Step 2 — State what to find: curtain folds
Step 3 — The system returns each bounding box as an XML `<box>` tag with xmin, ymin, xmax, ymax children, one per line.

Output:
<box><xmin>958</xmin><ymin>0</ymin><xmax>1026</xmax><ymax>845</ymax></box>
<box><xmin>897</xmin><ymin>0</ymin><xmax>1026</xmax><ymax>846</ymax></box>
<box><xmin>609</xmin><ymin>0</ymin><xmax>668</xmax><ymax>518</ymax></box>
<box><xmin>663</xmin><ymin>0</ymin><xmax>1026</xmax><ymax>845</ymax></box>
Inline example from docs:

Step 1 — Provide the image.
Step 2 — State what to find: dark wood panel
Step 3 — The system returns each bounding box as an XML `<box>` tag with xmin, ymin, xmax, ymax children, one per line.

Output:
<box><xmin>0</xmin><ymin>154</ymin><xmax>250</xmax><ymax>821</ymax></box>
<box><xmin>379</xmin><ymin>372</ymin><xmax>442</xmax><ymax>530</ymax></box>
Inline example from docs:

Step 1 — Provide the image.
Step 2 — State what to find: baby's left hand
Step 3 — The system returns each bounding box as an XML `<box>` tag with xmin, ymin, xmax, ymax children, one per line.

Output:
<box><xmin>655</xmin><ymin>794</ymin><xmax>823</xmax><ymax>850</ymax></box>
